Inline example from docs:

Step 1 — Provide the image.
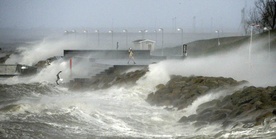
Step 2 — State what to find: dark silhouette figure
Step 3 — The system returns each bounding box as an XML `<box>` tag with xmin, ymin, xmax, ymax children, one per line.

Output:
<box><xmin>56</xmin><ymin>71</ymin><xmax>62</xmax><ymax>85</ymax></box>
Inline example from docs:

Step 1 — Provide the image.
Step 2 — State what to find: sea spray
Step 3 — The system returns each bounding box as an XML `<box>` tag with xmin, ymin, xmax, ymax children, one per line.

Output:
<box><xmin>183</xmin><ymin>90</ymin><xmax>229</xmax><ymax>116</ymax></box>
<box><xmin>5</xmin><ymin>38</ymin><xmax>86</xmax><ymax>65</ymax></box>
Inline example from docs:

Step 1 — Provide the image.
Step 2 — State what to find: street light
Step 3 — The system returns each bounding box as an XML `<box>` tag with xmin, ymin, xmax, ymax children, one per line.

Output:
<box><xmin>215</xmin><ymin>30</ymin><xmax>220</xmax><ymax>46</ymax></box>
<box><xmin>159</xmin><ymin>28</ymin><xmax>164</xmax><ymax>56</ymax></box>
<box><xmin>264</xmin><ymin>27</ymin><xmax>271</xmax><ymax>62</ymax></box>
<box><xmin>109</xmin><ymin>30</ymin><xmax>114</xmax><ymax>48</ymax></box>
<box><xmin>177</xmin><ymin>28</ymin><xmax>183</xmax><ymax>56</ymax></box>
<box><xmin>83</xmin><ymin>30</ymin><xmax>88</xmax><ymax>46</ymax></box>
<box><xmin>95</xmin><ymin>30</ymin><xmax>100</xmax><ymax>47</ymax></box>
<box><xmin>139</xmin><ymin>29</ymin><xmax>148</xmax><ymax>39</ymax></box>
<box><xmin>154</xmin><ymin>30</ymin><xmax>158</xmax><ymax>42</ymax></box>
<box><xmin>72</xmin><ymin>30</ymin><xmax>76</xmax><ymax>38</ymax></box>
<box><xmin>123</xmin><ymin>29</ymin><xmax>128</xmax><ymax>48</ymax></box>
<box><xmin>249</xmin><ymin>24</ymin><xmax>260</xmax><ymax>66</ymax></box>
<box><xmin>177</xmin><ymin>28</ymin><xmax>184</xmax><ymax>45</ymax></box>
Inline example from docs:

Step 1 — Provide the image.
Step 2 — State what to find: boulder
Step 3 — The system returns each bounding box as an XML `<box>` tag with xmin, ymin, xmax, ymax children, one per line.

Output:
<box><xmin>146</xmin><ymin>75</ymin><xmax>246</xmax><ymax>110</ymax></box>
<box><xmin>154</xmin><ymin>75</ymin><xmax>276</xmax><ymax>129</ymax></box>
<box><xmin>69</xmin><ymin>66</ymin><xmax>148</xmax><ymax>90</ymax></box>
<box><xmin>0</xmin><ymin>54</ymin><xmax>10</xmax><ymax>63</ymax></box>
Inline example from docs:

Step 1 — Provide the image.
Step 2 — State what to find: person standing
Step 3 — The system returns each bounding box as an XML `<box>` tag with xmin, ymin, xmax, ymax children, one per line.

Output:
<box><xmin>116</xmin><ymin>42</ymin><xmax>119</xmax><ymax>50</ymax></box>
<box><xmin>56</xmin><ymin>71</ymin><xmax>62</xmax><ymax>85</ymax></box>
<box><xmin>128</xmin><ymin>48</ymin><xmax>136</xmax><ymax>64</ymax></box>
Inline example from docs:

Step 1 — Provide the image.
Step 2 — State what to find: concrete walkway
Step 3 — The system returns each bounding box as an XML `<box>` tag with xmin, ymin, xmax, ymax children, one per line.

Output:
<box><xmin>94</xmin><ymin>59</ymin><xmax>160</xmax><ymax>66</ymax></box>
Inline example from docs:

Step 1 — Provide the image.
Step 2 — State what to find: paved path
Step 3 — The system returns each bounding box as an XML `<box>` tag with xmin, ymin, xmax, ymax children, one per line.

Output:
<box><xmin>94</xmin><ymin>59</ymin><xmax>160</xmax><ymax>66</ymax></box>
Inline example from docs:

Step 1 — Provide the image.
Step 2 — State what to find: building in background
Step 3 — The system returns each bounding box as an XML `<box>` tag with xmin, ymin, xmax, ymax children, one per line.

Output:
<box><xmin>132</xmin><ymin>39</ymin><xmax>156</xmax><ymax>52</ymax></box>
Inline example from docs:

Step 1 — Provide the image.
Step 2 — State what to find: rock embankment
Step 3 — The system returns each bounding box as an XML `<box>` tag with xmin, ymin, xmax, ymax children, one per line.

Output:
<box><xmin>181</xmin><ymin>85</ymin><xmax>276</xmax><ymax>128</ymax></box>
<box><xmin>146</xmin><ymin>75</ymin><xmax>276</xmax><ymax>128</ymax></box>
<box><xmin>69</xmin><ymin>65</ymin><xmax>148</xmax><ymax>90</ymax></box>
<box><xmin>146</xmin><ymin>75</ymin><xmax>247</xmax><ymax>110</ymax></box>
<box><xmin>0</xmin><ymin>54</ymin><xmax>10</xmax><ymax>63</ymax></box>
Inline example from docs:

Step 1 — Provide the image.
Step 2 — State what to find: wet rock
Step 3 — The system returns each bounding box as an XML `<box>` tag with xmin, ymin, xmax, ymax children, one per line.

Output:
<box><xmin>222</xmin><ymin>120</ymin><xmax>237</xmax><ymax>129</ymax></box>
<box><xmin>150</xmin><ymin>75</ymin><xmax>276</xmax><ymax>129</ymax></box>
<box><xmin>255</xmin><ymin>111</ymin><xmax>274</xmax><ymax>126</ymax></box>
<box><xmin>193</xmin><ymin>121</ymin><xmax>208</xmax><ymax>127</ymax></box>
<box><xmin>0</xmin><ymin>104</ymin><xmax>21</xmax><ymax>112</ymax></box>
<box><xmin>146</xmin><ymin>75</ymin><xmax>246</xmax><ymax>109</ymax></box>
<box><xmin>196</xmin><ymin>108</ymin><xmax>213</xmax><ymax>121</ymax></box>
<box><xmin>209</xmin><ymin>110</ymin><xmax>228</xmax><ymax>122</ymax></box>
<box><xmin>178</xmin><ymin>116</ymin><xmax>189</xmax><ymax>123</ymax></box>
<box><xmin>196</xmin><ymin>99</ymin><xmax>220</xmax><ymax>114</ymax></box>
<box><xmin>34</xmin><ymin>56</ymin><xmax>57</xmax><ymax>69</ymax></box>
<box><xmin>156</xmin><ymin>84</ymin><xmax>166</xmax><ymax>90</ymax></box>
<box><xmin>0</xmin><ymin>54</ymin><xmax>10</xmax><ymax>63</ymax></box>
<box><xmin>69</xmin><ymin>66</ymin><xmax>148</xmax><ymax>90</ymax></box>
<box><xmin>178</xmin><ymin>114</ymin><xmax>197</xmax><ymax>123</ymax></box>
<box><xmin>270</xmin><ymin>89</ymin><xmax>276</xmax><ymax>101</ymax></box>
<box><xmin>273</xmin><ymin>109</ymin><xmax>276</xmax><ymax>115</ymax></box>
<box><xmin>242</xmin><ymin>122</ymin><xmax>255</xmax><ymax>128</ymax></box>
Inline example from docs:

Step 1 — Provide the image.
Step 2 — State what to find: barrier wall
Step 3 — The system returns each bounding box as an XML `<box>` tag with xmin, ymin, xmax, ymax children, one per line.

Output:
<box><xmin>64</xmin><ymin>50</ymin><xmax>151</xmax><ymax>59</ymax></box>
<box><xmin>0</xmin><ymin>64</ymin><xmax>37</xmax><ymax>76</ymax></box>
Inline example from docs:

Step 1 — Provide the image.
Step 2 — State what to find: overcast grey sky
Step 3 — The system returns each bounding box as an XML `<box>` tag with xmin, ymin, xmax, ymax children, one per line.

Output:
<box><xmin>0</xmin><ymin>0</ymin><xmax>256</xmax><ymax>32</ymax></box>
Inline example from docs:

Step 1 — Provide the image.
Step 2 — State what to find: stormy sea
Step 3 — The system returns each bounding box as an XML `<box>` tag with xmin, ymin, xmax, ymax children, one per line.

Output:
<box><xmin>0</xmin><ymin>33</ymin><xmax>276</xmax><ymax>139</ymax></box>
<box><xmin>1</xmin><ymin>61</ymin><xmax>276</xmax><ymax>139</ymax></box>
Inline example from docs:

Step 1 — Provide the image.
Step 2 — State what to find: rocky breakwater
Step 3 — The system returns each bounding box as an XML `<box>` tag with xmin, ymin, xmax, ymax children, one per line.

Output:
<box><xmin>146</xmin><ymin>75</ymin><xmax>276</xmax><ymax>129</ymax></box>
<box><xmin>69</xmin><ymin>65</ymin><xmax>148</xmax><ymax>90</ymax></box>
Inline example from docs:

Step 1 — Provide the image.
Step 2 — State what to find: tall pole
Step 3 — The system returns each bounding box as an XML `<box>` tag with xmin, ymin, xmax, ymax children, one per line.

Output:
<box><xmin>109</xmin><ymin>30</ymin><xmax>113</xmax><ymax>48</ymax></box>
<box><xmin>249</xmin><ymin>24</ymin><xmax>260</xmax><ymax>67</ymax></box>
<box><xmin>269</xmin><ymin>29</ymin><xmax>271</xmax><ymax>61</ymax></box>
<box><xmin>123</xmin><ymin>29</ymin><xmax>128</xmax><ymax>48</ymax></box>
<box><xmin>177</xmin><ymin>28</ymin><xmax>184</xmax><ymax>55</ymax></box>
<box><xmin>72</xmin><ymin>30</ymin><xmax>76</xmax><ymax>39</ymax></box>
<box><xmin>95</xmin><ymin>30</ymin><xmax>100</xmax><ymax>47</ymax></box>
<box><xmin>264</xmin><ymin>27</ymin><xmax>271</xmax><ymax>62</ymax></box>
<box><xmin>70</xmin><ymin>58</ymin><xmax>72</xmax><ymax>79</ymax></box>
<box><xmin>154</xmin><ymin>30</ymin><xmax>157</xmax><ymax>42</ymax></box>
<box><xmin>159</xmin><ymin>28</ymin><xmax>164</xmax><ymax>56</ymax></box>
<box><xmin>83</xmin><ymin>30</ymin><xmax>88</xmax><ymax>46</ymax></box>
<box><xmin>193</xmin><ymin>16</ymin><xmax>196</xmax><ymax>33</ymax></box>
<box><xmin>139</xmin><ymin>29</ymin><xmax>148</xmax><ymax>39</ymax></box>
<box><xmin>215</xmin><ymin>30</ymin><xmax>220</xmax><ymax>46</ymax></box>
<box><xmin>249</xmin><ymin>26</ymin><xmax>253</xmax><ymax>66</ymax></box>
<box><xmin>177</xmin><ymin>28</ymin><xmax>183</xmax><ymax>45</ymax></box>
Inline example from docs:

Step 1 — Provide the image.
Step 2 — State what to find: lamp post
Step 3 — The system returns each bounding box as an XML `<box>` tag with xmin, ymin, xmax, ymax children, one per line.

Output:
<box><xmin>72</xmin><ymin>30</ymin><xmax>76</xmax><ymax>39</ymax></box>
<box><xmin>95</xmin><ymin>30</ymin><xmax>100</xmax><ymax>47</ymax></box>
<box><xmin>215</xmin><ymin>30</ymin><xmax>220</xmax><ymax>46</ymax></box>
<box><xmin>249</xmin><ymin>24</ymin><xmax>260</xmax><ymax>66</ymax></box>
<box><xmin>159</xmin><ymin>28</ymin><xmax>164</xmax><ymax>56</ymax></box>
<box><xmin>139</xmin><ymin>29</ymin><xmax>148</xmax><ymax>39</ymax></box>
<box><xmin>109</xmin><ymin>30</ymin><xmax>114</xmax><ymax>48</ymax></box>
<box><xmin>177</xmin><ymin>28</ymin><xmax>183</xmax><ymax>45</ymax></box>
<box><xmin>154</xmin><ymin>30</ymin><xmax>157</xmax><ymax>42</ymax></box>
<box><xmin>123</xmin><ymin>29</ymin><xmax>128</xmax><ymax>48</ymax></box>
<box><xmin>83</xmin><ymin>30</ymin><xmax>88</xmax><ymax>46</ymax></box>
<box><xmin>264</xmin><ymin>27</ymin><xmax>271</xmax><ymax>62</ymax></box>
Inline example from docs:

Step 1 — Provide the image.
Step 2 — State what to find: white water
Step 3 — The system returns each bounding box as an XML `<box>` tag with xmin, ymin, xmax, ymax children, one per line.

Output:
<box><xmin>1</xmin><ymin>60</ymin><xmax>270</xmax><ymax>138</ymax></box>
<box><xmin>6</xmin><ymin>84</ymin><xmax>189</xmax><ymax>138</ymax></box>
<box><xmin>1</xmin><ymin>36</ymin><xmax>276</xmax><ymax>138</ymax></box>
<box><xmin>0</xmin><ymin>59</ymin><xmax>231</xmax><ymax>138</ymax></box>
